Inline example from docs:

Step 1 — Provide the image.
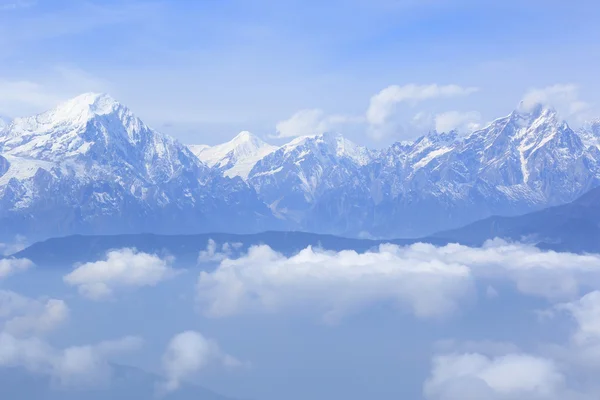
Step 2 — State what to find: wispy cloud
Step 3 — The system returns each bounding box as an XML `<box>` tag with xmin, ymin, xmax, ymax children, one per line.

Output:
<box><xmin>0</xmin><ymin>0</ymin><xmax>36</xmax><ymax>11</ymax></box>
<box><xmin>160</xmin><ymin>330</ymin><xmax>243</xmax><ymax>394</ymax></box>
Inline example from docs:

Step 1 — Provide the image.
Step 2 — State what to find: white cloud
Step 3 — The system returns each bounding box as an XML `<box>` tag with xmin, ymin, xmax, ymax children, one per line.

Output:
<box><xmin>520</xmin><ymin>84</ymin><xmax>593</xmax><ymax>126</ymax></box>
<box><xmin>195</xmin><ymin>240</ymin><xmax>600</xmax><ymax>323</ymax></box>
<box><xmin>160</xmin><ymin>330</ymin><xmax>242</xmax><ymax>394</ymax></box>
<box><xmin>63</xmin><ymin>248</ymin><xmax>176</xmax><ymax>300</ymax></box>
<box><xmin>197</xmin><ymin>244</ymin><xmax>473</xmax><ymax>322</ymax></box>
<box><xmin>0</xmin><ymin>235</ymin><xmax>28</xmax><ymax>256</ymax></box>
<box><xmin>273</xmin><ymin>83</ymin><xmax>479</xmax><ymax>141</ymax></box>
<box><xmin>548</xmin><ymin>291</ymin><xmax>600</xmax><ymax>369</ymax></box>
<box><xmin>0</xmin><ymin>290</ymin><xmax>69</xmax><ymax>336</ymax></box>
<box><xmin>274</xmin><ymin>109</ymin><xmax>361</xmax><ymax>138</ymax></box>
<box><xmin>434</xmin><ymin>111</ymin><xmax>482</xmax><ymax>133</ymax></box>
<box><xmin>0</xmin><ymin>332</ymin><xmax>143</xmax><ymax>387</ymax></box>
<box><xmin>0</xmin><ymin>257</ymin><xmax>33</xmax><ymax>279</ymax></box>
<box><xmin>366</xmin><ymin>84</ymin><xmax>478</xmax><ymax>139</ymax></box>
<box><xmin>433</xmin><ymin>340</ymin><xmax>520</xmax><ymax>357</ymax></box>
<box><xmin>0</xmin><ymin>0</ymin><xmax>36</xmax><ymax>11</ymax></box>
<box><xmin>0</xmin><ymin>67</ymin><xmax>109</xmax><ymax>118</ymax></box>
<box><xmin>198</xmin><ymin>239</ymin><xmax>243</xmax><ymax>263</ymax></box>
<box><xmin>560</xmin><ymin>291</ymin><xmax>600</xmax><ymax>346</ymax></box>
<box><xmin>401</xmin><ymin>240</ymin><xmax>600</xmax><ymax>301</ymax></box>
<box><xmin>424</xmin><ymin>352</ymin><xmax>567</xmax><ymax>400</ymax></box>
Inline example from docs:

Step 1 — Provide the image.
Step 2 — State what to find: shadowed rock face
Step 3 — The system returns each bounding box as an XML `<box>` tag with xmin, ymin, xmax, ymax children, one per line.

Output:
<box><xmin>432</xmin><ymin>186</ymin><xmax>600</xmax><ymax>253</ymax></box>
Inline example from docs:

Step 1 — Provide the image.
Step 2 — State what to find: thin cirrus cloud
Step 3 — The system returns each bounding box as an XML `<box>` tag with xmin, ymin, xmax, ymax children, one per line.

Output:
<box><xmin>434</xmin><ymin>111</ymin><xmax>482</xmax><ymax>133</ymax></box>
<box><xmin>274</xmin><ymin>83</ymin><xmax>479</xmax><ymax>141</ymax></box>
<box><xmin>160</xmin><ymin>330</ymin><xmax>243</xmax><ymax>394</ymax></box>
<box><xmin>366</xmin><ymin>84</ymin><xmax>479</xmax><ymax>126</ymax></box>
<box><xmin>273</xmin><ymin>109</ymin><xmax>363</xmax><ymax>138</ymax></box>
<box><xmin>63</xmin><ymin>248</ymin><xmax>176</xmax><ymax>300</ymax></box>
<box><xmin>195</xmin><ymin>239</ymin><xmax>600</xmax><ymax>323</ymax></box>
<box><xmin>0</xmin><ymin>0</ymin><xmax>36</xmax><ymax>11</ymax></box>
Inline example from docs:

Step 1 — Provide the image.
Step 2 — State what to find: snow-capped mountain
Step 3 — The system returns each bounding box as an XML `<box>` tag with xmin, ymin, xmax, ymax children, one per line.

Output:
<box><xmin>189</xmin><ymin>131</ymin><xmax>278</xmax><ymax>180</ymax></box>
<box><xmin>1</xmin><ymin>93</ymin><xmax>599</xmax><ymax>240</ymax></box>
<box><xmin>0</xmin><ymin>116</ymin><xmax>9</xmax><ymax>133</ymax></box>
<box><xmin>244</xmin><ymin>104</ymin><xmax>600</xmax><ymax>237</ymax></box>
<box><xmin>0</xmin><ymin>93</ymin><xmax>278</xmax><ymax>240</ymax></box>
<box><xmin>247</xmin><ymin>132</ymin><xmax>375</xmax><ymax>221</ymax></box>
<box><xmin>579</xmin><ymin>119</ymin><xmax>600</xmax><ymax>150</ymax></box>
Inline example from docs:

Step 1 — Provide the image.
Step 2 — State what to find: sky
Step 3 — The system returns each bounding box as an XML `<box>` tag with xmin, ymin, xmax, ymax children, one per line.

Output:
<box><xmin>1</xmin><ymin>0</ymin><xmax>600</xmax><ymax>147</ymax></box>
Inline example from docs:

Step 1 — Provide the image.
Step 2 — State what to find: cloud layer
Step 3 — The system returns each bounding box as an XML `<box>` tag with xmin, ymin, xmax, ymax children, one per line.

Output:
<box><xmin>196</xmin><ymin>240</ymin><xmax>600</xmax><ymax>323</ymax></box>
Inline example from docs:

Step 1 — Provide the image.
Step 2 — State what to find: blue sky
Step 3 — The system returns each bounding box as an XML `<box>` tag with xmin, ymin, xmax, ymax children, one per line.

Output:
<box><xmin>1</xmin><ymin>0</ymin><xmax>599</xmax><ymax>146</ymax></box>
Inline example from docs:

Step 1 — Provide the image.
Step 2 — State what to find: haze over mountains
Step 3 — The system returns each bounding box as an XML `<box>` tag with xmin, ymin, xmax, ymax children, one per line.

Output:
<box><xmin>1</xmin><ymin>93</ymin><xmax>600</xmax><ymax>241</ymax></box>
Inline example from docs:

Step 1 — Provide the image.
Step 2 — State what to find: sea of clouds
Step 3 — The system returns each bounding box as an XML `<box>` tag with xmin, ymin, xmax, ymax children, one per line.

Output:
<box><xmin>1</xmin><ymin>239</ymin><xmax>600</xmax><ymax>399</ymax></box>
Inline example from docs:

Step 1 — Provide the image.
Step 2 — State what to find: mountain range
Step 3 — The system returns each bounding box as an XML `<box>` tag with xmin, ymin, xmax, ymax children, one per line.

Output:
<box><xmin>1</xmin><ymin>93</ymin><xmax>600</xmax><ymax>241</ymax></box>
<box><xmin>12</xmin><ymin>185</ymin><xmax>600</xmax><ymax>267</ymax></box>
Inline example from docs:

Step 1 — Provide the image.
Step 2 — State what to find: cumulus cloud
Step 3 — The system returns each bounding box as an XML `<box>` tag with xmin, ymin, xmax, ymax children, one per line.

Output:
<box><xmin>397</xmin><ymin>240</ymin><xmax>600</xmax><ymax>301</ymax></box>
<box><xmin>547</xmin><ymin>291</ymin><xmax>600</xmax><ymax>369</ymax></box>
<box><xmin>274</xmin><ymin>109</ymin><xmax>361</xmax><ymax>138</ymax></box>
<box><xmin>520</xmin><ymin>84</ymin><xmax>593</xmax><ymax>125</ymax></box>
<box><xmin>424</xmin><ymin>352</ymin><xmax>567</xmax><ymax>400</ymax></box>
<box><xmin>0</xmin><ymin>257</ymin><xmax>33</xmax><ymax>279</ymax></box>
<box><xmin>367</xmin><ymin>84</ymin><xmax>478</xmax><ymax>139</ymax></box>
<box><xmin>0</xmin><ymin>332</ymin><xmax>143</xmax><ymax>387</ymax></box>
<box><xmin>195</xmin><ymin>240</ymin><xmax>600</xmax><ymax>323</ymax></box>
<box><xmin>0</xmin><ymin>290</ymin><xmax>69</xmax><ymax>336</ymax></box>
<box><xmin>560</xmin><ymin>291</ymin><xmax>600</xmax><ymax>346</ymax></box>
<box><xmin>63</xmin><ymin>248</ymin><xmax>176</xmax><ymax>300</ymax></box>
<box><xmin>198</xmin><ymin>239</ymin><xmax>243</xmax><ymax>263</ymax></box>
<box><xmin>197</xmin><ymin>244</ymin><xmax>474</xmax><ymax>322</ymax></box>
<box><xmin>160</xmin><ymin>331</ymin><xmax>242</xmax><ymax>394</ymax></box>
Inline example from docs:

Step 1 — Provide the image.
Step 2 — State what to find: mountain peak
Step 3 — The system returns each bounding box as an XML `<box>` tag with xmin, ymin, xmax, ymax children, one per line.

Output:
<box><xmin>232</xmin><ymin>130</ymin><xmax>253</xmax><ymax>141</ymax></box>
<box><xmin>229</xmin><ymin>130</ymin><xmax>267</xmax><ymax>147</ymax></box>
<box><xmin>44</xmin><ymin>92</ymin><xmax>124</xmax><ymax>124</ymax></box>
<box><xmin>0</xmin><ymin>92</ymin><xmax>164</xmax><ymax>162</ymax></box>
<box><xmin>514</xmin><ymin>101</ymin><xmax>558</xmax><ymax>122</ymax></box>
<box><xmin>189</xmin><ymin>131</ymin><xmax>278</xmax><ymax>180</ymax></box>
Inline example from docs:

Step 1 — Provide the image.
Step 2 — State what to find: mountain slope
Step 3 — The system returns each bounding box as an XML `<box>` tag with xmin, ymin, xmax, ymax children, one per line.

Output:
<box><xmin>431</xmin><ymin>185</ymin><xmax>600</xmax><ymax>253</ymax></box>
<box><xmin>189</xmin><ymin>131</ymin><xmax>278</xmax><ymax>180</ymax></box>
<box><xmin>1</xmin><ymin>94</ymin><xmax>600</xmax><ymax>240</ymax></box>
<box><xmin>247</xmin><ymin>132</ymin><xmax>375</xmax><ymax>225</ymax></box>
<box><xmin>262</xmin><ymin>106</ymin><xmax>600</xmax><ymax>237</ymax></box>
<box><xmin>9</xmin><ymin>231</ymin><xmax>443</xmax><ymax>267</ymax></box>
<box><xmin>579</xmin><ymin>119</ymin><xmax>600</xmax><ymax>150</ymax></box>
<box><xmin>0</xmin><ymin>93</ymin><xmax>278</xmax><ymax>240</ymax></box>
